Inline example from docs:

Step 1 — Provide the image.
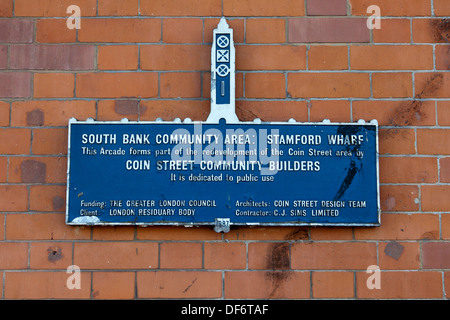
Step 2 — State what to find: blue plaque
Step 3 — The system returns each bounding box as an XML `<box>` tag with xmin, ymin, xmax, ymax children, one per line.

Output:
<box><xmin>66</xmin><ymin>119</ymin><xmax>380</xmax><ymax>228</ymax></box>
<box><xmin>65</xmin><ymin>18</ymin><xmax>380</xmax><ymax>231</ymax></box>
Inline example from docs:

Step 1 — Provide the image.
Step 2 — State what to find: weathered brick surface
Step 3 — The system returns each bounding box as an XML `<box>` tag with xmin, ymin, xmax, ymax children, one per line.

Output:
<box><xmin>0</xmin><ymin>0</ymin><xmax>449</xmax><ymax>301</ymax></box>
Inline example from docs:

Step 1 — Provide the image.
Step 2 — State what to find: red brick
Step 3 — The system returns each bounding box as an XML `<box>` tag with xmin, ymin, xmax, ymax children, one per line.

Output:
<box><xmin>423</xmin><ymin>242</ymin><xmax>450</xmax><ymax>269</ymax></box>
<box><xmin>78</xmin><ymin>19</ymin><xmax>161</xmax><ymax>43</ymax></box>
<box><xmin>0</xmin><ymin>128</ymin><xmax>31</xmax><ymax>155</ymax></box>
<box><xmin>137</xmin><ymin>271</ymin><xmax>222</xmax><ymax>298</ymax></box>
<box><xmin>0</xmin><ymin>157</ymin><xmax>6</xmax><ymax>182</ymax></box>
<box><xmin>0</xmin><ymin>0</ymin><xmax>12</xmax><ymax>17</ymax></box>
<box><xmin>34</xmin><ymin>73</ymin><xmax>74</xmax><ymax>98</ymax></box>
<box><xmin>434</xmin><ymin>0</ymin><xmax>450</xmax><ymax>16</ymax></box>
<box><xmin>307</xmin><ymin>0</ymin><xmax>347</xmax><ymax>15</ymax></box>
<box><xmin>11</xmin><ymin>100</ymin><xmax>96</xmax><ymax>127</ymax></box>
<box><xmin>422</xmin><ymin>186</ymin><xmax>450</xmax><ymax>212</ymax></box>
<box><xmin>0</xmin><ymin>45</ymin><xmax>7</xmax><ymax>69</ymax></box>
<box><xmin>235</xmin><ymin>101</ymin><xmax>308</xmax><ymax>122</ymax></box>
<box><xmin>288</xmin><ymin>72</ymin><xmax>370</xmax><ymax>98</ymax></box>
<box><xmin>350</xmin><ymin>45</ymin><xmax>433</xmax><ymax>70</ymax></box>
<box><xmin>5</xmin><ymin>271</ymin><xmax>91</xmax><ymax>299</ymax></box>
<box><xmin>443</xmin><ymin>215</ymin><xmax>450</xmax><ymax>239</ymax></box>
<box><xmin>356</xmin><ymin>271</ymin><xmax>442</xmax><ymax>299</ymax></box>
<box><xmin>380</xmin><ymin>185</ymin><xmax>419</xmax><ymax>212</ymax></box>
<box><xmin>446</xmin><ymin>272</ymin><xmax>450</xmax><ymax>297</ymax></box>
<box><xmin>379</xmin><ymin>157</ymin><xmax>437</xmax><ymax>183</ymax></box>
<box><xmin>413</xmin><ymin>19</ymin><xmax>450</xmax><ymax>43</ymax></box>
<box><xmin>246</xmin><ymin>19</ymin><xmax>286</xmax><ymax>44</ymax></box>
<box><xmin>36</xmin><ymin>19</ymin><xmax>76</xmax><ymax>43</ymax></box>
<box><xmin>98</xmin><ymin>0</ymin><xmax>139</xmax><ymax>16</ymax></box>
<box><xmin>417</xmin><ymin>129</ymin><xmax>450</xmax><ymax>155</ymax></box>
<box><xmin>352</xmin><ymin>100</ymin><xmax>436</xmax><ymax>126</ymax></box>
<box><xmin>0</xmin><ymin>73</ymin><xmax>31</xmax><ymax>98</ymax></box>
<box><xmin>140</xmin><ymin>100</ymin><xmax>210</xmax><ymax>122</ymax></box>
<box><xmin>163</xmin><ymin>18</ymin><xmax>203</xmax><ymax>43</ymax></box>
<box><xmin>415</xmin><ymin>73</ymin><xmax>450</xmax><ymax>98</ymax></box>
<box><xmin>224</xmin><ymin>271</ymin><xmax>310</xmax><ymax>299</ymax></box>
<box><xmin>440</xmin><ymin>158</ymin><xmax>450</xmax><ymax>182</ymax></box>
<box><xmin>204</xmin><ymin>242</ymin><xmax>247</xmax><ymax>269</ymax></box>
<box><xmin>438</xmin><ymin>101</ymin><xmax>450</xmax><ymax>125</ymax></box>
<box><xmin>312</xmin><ymin>272</ymin><xmax>354</xmax><ymax>299</ymax></box>
<box><xmin>351</xmin><ymin>0</ymin><xmax>431</xmax><ymax>16</ymax></box>
<box><xmin>93</xmin><ymin>272</ymin><xmax>135</xmax><ymax>299</ymax></box>
<box><xmin>137</xmin><ymin>225</ymin><xmax>221</xmax><ymax>241</ymax></box>
<box><xmin>0</xmin><ymin>214</ymin><xmax>4</xmax><ymax>239</ymax></box>
<box><xmin>76</xmin><ymin>73</ymin><xmax>158</xmax><ymax>98</ymax></box>
<box><xmin>30</xmin><ymin>242</ymin><xmax>72</xmax><ymax>269</ymax></box>
<box><xmin>9</xmin><ymin>157</ymin><xmax>66</xmax><ymax>183</ymax></box>
<box><xmin>92</xmin><ymin>226</ymin><xmax>136</xmax><ymax>241</ymax></box>
<box><xmin>98</xmin><ymin>45</ymin><xmax>139</xmax><ymax>70</ymax></box>
<box><xmin>224</xmin><ymin>0</ymin><xmax>305</xmax><ymax>16</ymax></box>
<box><xmin>160</xmin><ymin>242</ymin><xmax>203</xmax><ymax>269</ymax></box>
<box><xmin>372</xmin><ymin>73</ymin><xmax>413</xmax><ymax>98</ymax></box>
<box><xmin>308</xmin><ymin>46</ymin><xmax>348</xmax><ymax>70</ymax></box>
<box><xmin>354</xmin><ymin>213</ymin><xmax>439</xmax><ymax>240</ymax></box>
<box><xmin>0</xmin><ymin>186</ymin><xmax>28</xmax><ymax>212</ymax></box>
<box><xmin>291</xmin><ymin>242</ymin><xmax>377</xmax><ymax>270</ymax></box>
<box><xmin>379</xmin><ymin>129</ymin><xmax>416</xmax><ymax>155</ymax></box>
<box><xmin>140</xmin><ymin>0</ymin><xmax>221</xmax><ymax>16</ymax></box>
<box><xmin>436</xmin><ymin>45</ymin><xmax>450</xmax><ymax>70</ymax></box>
<box><xmin>14</xmin><ymin>0</ymin><xmax>96</xmax><ymax>17</ymax></box>
<box><xmin>373</xmin><ymin>19</ymin><xmax>411</xmax><ymax>43</ymax></box>
<box><xmin>32</xmin><ymin>128</ymin><xmax>68</xmax><ymax>155</ymax></box>
<box><xmin>160</xmin><ymin>72</ymin><xmax>201</xmax><ymax>98</ymax></box>
<box><xmin>245</xmin><ymin>73</ymin><xmax>286</xmax><ymax>99</ymax></box>
<box><xmin>310</xmin><ymin>227</ymin><xmax>353</xmax><ymax>241</ymax></box>
<box><xmin>0</xmin><ymin>19</ymin><xmax>33</xmax><ymax>43</ymax></box>
<box><xmin>379</xmin><ymin>241</ymin><xmax>421</xmax><ymax>270</ymax></box>
<box><xmin>74</xmin><ymin>242</ymin><xmax>158</xmax><ymax>269</ymax></box>
<box><xmin>225</xmin><ymin>226</ymin><xmax>309</xmax><ymax>241</ymax></box>
<box><xmin>6</xmin><ymin>213</ymin><xmax>90</xmax><ymax>240</ymax></box>
<box><xmin>0</xmin><ymin>101</ymin><xmax>9</xmax><ymax>127</ymax></box>
<box><xmin>10</xmin><ymin>45</ymin><xmax>95</xmax><ymax>70</ymax></box>
<box><xmin>289</xmin><ymin>18</ymin><xmax>369</xmax><ymax>43</ymax></box>
<box><xmin>141</xmin><ymin>45</ymin><xmax>210</xmax><ymax>71</ymax></box>
<box><xmin>0</xmin><ymin>243</ymin><xmax>29</xmax><ymax>269</ymax></box>
<box><xmin>237</xmin><ymin>45</ymin><xmax>306</xmax><ymax>71</ymax></box>
<box><xmin>309</xmin><ymin>100</ymin><xmax>351</xmax><ymax>122</ymax></box>
<box><xmin>29</xmin><ymin>185</ymin><xmax>66</xmax><ymax>212</ymax></box>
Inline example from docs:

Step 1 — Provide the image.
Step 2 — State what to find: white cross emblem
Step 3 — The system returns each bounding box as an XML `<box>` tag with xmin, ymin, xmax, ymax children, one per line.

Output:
<box><xmin>217</xmin><ymin>50</ymin><xmax>229</xmax><ymax>62</ymax></box>
<box><xmin>216</xmin><ymin>64</ymin><xmax>230</xmax><ymax>77</ymax></box>
<box><xmin>217</xmin><ymin>35</ymin><xmax>229</xmax><ymax>48</ymax></box>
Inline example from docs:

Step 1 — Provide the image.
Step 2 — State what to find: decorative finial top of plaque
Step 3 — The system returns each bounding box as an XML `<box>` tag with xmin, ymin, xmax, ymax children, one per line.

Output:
<box><xmin>206</xmin><ymin>17</ymin><xmax>239</xmax><ymax>124</ymax></box>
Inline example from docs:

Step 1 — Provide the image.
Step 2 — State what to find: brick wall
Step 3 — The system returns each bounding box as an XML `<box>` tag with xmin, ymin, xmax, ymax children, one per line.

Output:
<box><xmin>0</xmin><ymin>0</ymin><xmax>449</xmax><ymax>300</ymax></box>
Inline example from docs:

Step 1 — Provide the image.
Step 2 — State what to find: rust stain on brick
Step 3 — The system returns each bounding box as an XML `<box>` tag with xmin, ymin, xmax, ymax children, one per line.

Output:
<box><xmin>388</xmin><ymin>73</ymin><xmax>444</xmax><ymax>128</ymax></box>
<box><xmin>47</xmin><ymin>246</ymin><xmax>63</xmax><ymax>262</ymax></box>
<box><xmin>52</xmin><ymin>196</ymin><xmax>65</xmax><ymax>210</ymax></box>
<box><xmin>285</xmin><ymin>228</ymin><xmax>309</xmax><ymax>240</ymax></box>
<box><xmin>115</xmin><ymin>100</ymin><xmax>139</xmax><ymax>115</ymax></box>
<box><xmin>384</xmin><ymin>241</ymin><xmax>404</xmax><ymax>260</ymax></box>
<box><xmin>235</xmin><ymin>104</ymin><xmax>264</xmax><ymax>122</ymax></box>
<box><xmin>20</xmin><ymin>159</ymin><xmax>46</xmax><ymax>183</ymax></box>
<box><xmin>265</xmin><ymin>243</ymin><xmax>292</xmax><ymax>298</ymax></box>
<box><xmin>26</xmin><ymin>109</ymin><xmax>44</xmax><ymax>126</ymax></box>
<box><xmin>430</xmin><ymin>19</ymin><xmax>450</xmax><ymax>43</ymax></box>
